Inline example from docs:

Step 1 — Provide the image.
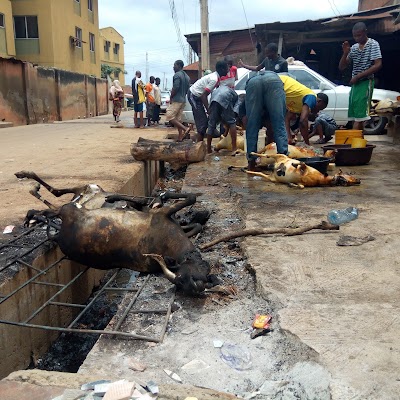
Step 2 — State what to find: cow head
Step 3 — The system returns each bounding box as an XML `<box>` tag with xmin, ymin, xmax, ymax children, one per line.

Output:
<box><xmin>145</xmin><ymin>251</ymin><xmax>211</xmax><ymax>295</ymax></box>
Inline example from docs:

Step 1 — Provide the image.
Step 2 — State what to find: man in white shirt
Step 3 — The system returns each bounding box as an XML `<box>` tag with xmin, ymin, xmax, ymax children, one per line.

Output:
<box><xmin>188</xmin><ymin>61</ymin><xmax>229</xmax><ymax>142</ymax></box>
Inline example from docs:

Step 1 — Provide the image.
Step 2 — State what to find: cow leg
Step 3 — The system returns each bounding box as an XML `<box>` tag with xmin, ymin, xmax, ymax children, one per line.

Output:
<box><xmin>161</xmin><ymin>193</ymin><xmax>197</xmax><ymax>217</ymax></box>
<box><xmin>181</xmin><ymin>223</ymin><xmax>202</xmax><ymax>238</ymax></box>
<box><xmin>105</xmin><ymin>194</ymin><xmax>153</xmax><ymax>209</ymax></box>
<box><xmin>15</xmin><ymin>171</ymin><xmax>88</xmax><ymax>199</ymax></box>
<box><xmin>28</xmin><ymin>182</ymin><xmax>58</xmax><ymax>209</ymax></box>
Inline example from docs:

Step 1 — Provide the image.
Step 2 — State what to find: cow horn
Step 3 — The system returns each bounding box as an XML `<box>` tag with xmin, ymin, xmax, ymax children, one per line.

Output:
<box><xmin>144</xmin><ymin>253</ymin><xmax>176</xmax><ymax>282</ymax></box>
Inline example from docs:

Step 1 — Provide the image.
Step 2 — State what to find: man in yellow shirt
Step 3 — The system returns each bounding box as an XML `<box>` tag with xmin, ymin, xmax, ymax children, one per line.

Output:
<box><xmin>279</xmin><ymin>75</ymin><xmax>328</xmax><ymax>144</ymax></box>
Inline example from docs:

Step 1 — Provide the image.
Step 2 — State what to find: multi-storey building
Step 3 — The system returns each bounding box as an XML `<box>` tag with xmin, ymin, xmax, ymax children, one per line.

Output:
<box><xmin>1</xmin><ymin>0</ymin><xmax>104</xmax><ymax>76</ymax></box>
<box><xmin>100</xmin><ymin>27</ymin><xmax>125</xmax><ymax>85</ymax></box>
<box><xmin>0</xmin><ymin>0</ymin><xmax>16</xmax><ymax>58</ymax></box>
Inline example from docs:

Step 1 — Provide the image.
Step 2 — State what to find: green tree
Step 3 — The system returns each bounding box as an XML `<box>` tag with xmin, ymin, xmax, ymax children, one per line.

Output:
<box><xmin>101</xmin><ymin>64</ymin><xmax>128</xmax><ymax>79</ymax></box>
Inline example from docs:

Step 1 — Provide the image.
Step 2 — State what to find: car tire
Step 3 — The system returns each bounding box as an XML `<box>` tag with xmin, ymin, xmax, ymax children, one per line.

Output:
<box><xmin>363</xmin><ymin>116</ymin><xmax>388</xmax><ymax>135</ymax></box>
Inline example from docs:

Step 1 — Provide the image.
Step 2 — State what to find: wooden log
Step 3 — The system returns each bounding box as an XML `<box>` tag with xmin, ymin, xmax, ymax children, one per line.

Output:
<box><xmin>131</xmin><ymin>137</ymin><xmax>206</xmax><ymax>164</ymax></box>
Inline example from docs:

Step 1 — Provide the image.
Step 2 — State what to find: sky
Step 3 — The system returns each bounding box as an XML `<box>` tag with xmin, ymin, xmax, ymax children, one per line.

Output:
<box><xmin>98</xmin><ymin>0</ymin><xmax>359</xmax><ymax>89</ymax></box>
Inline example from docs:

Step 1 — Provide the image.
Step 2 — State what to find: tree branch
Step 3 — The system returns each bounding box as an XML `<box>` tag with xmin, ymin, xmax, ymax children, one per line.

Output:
<box><xmin>199</xmin><ymin>221</ymin><xmax>339</xmax><ymax>250</ymax></box>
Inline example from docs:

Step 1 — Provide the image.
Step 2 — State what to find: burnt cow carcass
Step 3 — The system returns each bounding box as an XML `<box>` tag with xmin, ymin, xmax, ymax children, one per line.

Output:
<box><xmin>15</xmin><ymin>171</ymin><xmax>215</xmax><ymax>295</ymax></box>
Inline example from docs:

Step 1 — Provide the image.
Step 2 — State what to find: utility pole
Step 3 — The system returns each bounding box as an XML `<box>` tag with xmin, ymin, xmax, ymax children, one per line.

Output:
<box><xmin>200</xmin><ymin>0</ymin><xmax>210</xmax><ymax>72</ymax></box>
<box><xmin>145</xmin><ymin>52</ymin><xmax>149</xmax><ymax>82</ymax></box>
<box><xmin>163</xmin><ymin>72</ymin><xmax>166</xmax><ymax>90</ymax></box>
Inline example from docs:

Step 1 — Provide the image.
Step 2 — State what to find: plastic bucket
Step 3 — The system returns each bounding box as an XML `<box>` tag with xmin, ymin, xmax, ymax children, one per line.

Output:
<box><xmin>335</xmin><ymin>130</ymin><xmax>363</xmax><ymax>145</ymax></box>
<box><xmin>351</xmin><ymin>138</ymin><xmax>368</xmax><ymax>148</ymax></box>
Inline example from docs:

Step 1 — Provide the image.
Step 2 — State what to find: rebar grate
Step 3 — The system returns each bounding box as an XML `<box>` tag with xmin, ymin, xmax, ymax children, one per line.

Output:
<box><xmin>0</xmin><ymin>224</ymin><xmax>174</xmax><ymax>342</ymax></box>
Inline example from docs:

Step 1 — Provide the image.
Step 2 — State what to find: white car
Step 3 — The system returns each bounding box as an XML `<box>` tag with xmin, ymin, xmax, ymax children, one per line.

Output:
<box><xmin>160</xmin><ymin>90</ymin><xmax>171</xmax><ymax>113</ymax></box>
<box><xmin>182</xmin><ymin>65</ymin><xmax>400</xmax><ymax>135</ymax></box>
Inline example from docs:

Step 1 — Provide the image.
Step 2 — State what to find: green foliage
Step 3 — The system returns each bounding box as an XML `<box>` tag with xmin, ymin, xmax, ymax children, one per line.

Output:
<box><xmin>101</xmin><ymin>64</ymin><xmax>128</xmax><ymax>79</ymax></box>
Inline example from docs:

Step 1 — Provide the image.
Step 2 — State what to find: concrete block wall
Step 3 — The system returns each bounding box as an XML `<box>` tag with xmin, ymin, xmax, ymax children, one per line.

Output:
<box><xmin>0</xmin><ymin>57</ymin><xmax>108</xmax><ymax>126</ymax></box>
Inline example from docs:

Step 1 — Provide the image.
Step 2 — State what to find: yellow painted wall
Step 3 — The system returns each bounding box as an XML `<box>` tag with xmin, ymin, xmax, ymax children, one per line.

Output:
<box><xmin>0</xmin><ymin>0</ymin><xmax>16</xmax><ymax>57</ymax></box>
<box><xmin>100</xmin><ymin>27</ymin><xmax>125</xmax><ymax>85</ymax></box>
<box><xmin>11</xmin><ymin>0</ymin><xmax>101</xmax><ymax>76</ymax></box>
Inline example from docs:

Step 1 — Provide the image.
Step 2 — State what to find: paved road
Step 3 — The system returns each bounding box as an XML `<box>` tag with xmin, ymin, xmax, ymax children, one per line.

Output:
<box><xmin>0</xmin><ymin>111</ymin><xmax>167</xmax><ymax>228</ymax></box>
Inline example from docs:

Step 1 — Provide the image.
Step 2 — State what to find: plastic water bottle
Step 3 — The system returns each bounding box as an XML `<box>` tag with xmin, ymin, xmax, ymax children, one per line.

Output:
<box><xmin>327</xmin><ymin>207</ymin><xmax>359</xmax><ymax>225</ymax></box>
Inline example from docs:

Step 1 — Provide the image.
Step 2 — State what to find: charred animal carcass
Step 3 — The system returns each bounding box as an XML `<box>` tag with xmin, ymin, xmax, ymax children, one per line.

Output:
<box><xmin>15</xmin><ymin>171</ymin><xmax>215</xmax><ymax>295</ymax></box>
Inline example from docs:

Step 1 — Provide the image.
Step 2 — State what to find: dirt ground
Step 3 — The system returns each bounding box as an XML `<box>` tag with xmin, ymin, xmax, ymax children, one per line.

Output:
<box><xmin>1</xmin><ymin>112</ymin><xmax>400</xmax><ymax>399</ymax></box>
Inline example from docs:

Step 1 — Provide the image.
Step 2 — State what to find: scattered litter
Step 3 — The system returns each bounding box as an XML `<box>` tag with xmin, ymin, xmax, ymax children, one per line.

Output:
<box><xmin>252</xmin><ymin>314</ymin><xmax>272</xmax><ymax>329</ymax></box>
<box><xmin>181</xmin><ymin>359</ymin><xmax>210</xmax><ymax>373</ymax></box>
<box><xmin>94</xmin><ymin>382</ymin><xmax>111</xmax><ymax>396</ymax></box>
<box><xmin>213</xmin><ymin>339</ymin><xmax>224</xmax><ymax>348</ymax></box>
<box><xmin>54</xmin><ymin>389</ymin><xmax>86</xmax><ymax>400</ymax></box>
<box><xmin>252</xmin><ymin>176</ymin><xmax>262</xmax><ymax>180</ymax></box>
<box><xmin>220</xmin><ymin>343</ymin><xmax>252</xmax><ymax>370</ymax></box>
<box><xmin>81</xmin><ymin>380</ymin><xmax>112</xmax><ymax>391</ymax></box>
<box><xmin>103</xmin><ymin>379</ymin><xmax>135</xmax><ymax>400</ymax></box>
<box><xmin>3</xmin><ymin>225</ymin><xmax>14</xmax><ymax>234</ymax></box>
<box><xmin>146</xmin><ymin>380</ymin><xmax>159</xmax><ymax>395</ymax></box>
<box><xmin>327</xmin><ymin>207</ymin><xmax>358</xmax><ymax>225</ymax></box>
<box><xmin>128</xmin><ymin>358</ymin><xmax>147</xmax><ymax>372</ymax></box>
<box><xmin>214</xmin><ymin>156</ymin><xmax>220</xmax><ymax>161</ymax></box>
<box><xmin>337</xmin><ymin>235</ymin><xmax>375</xmax><ymax>246</ymax></box>
<box><xmin>163</xmin><ymin>369</ymin><xmax>182</xmax><ymax>383</ymax></box>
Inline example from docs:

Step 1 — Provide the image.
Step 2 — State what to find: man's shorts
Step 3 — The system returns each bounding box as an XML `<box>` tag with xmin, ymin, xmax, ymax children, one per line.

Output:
<box><xmin>207</xmin><ymin>102</ymin><xmax>236</xmax><ymax>138</ymax></box>
<box><xmin>165</xmin><ymin>101</ymin><xmax>185</xmax><ymax>121</ymax></box>
<box><xmin>348</xmin><ymin>79</ymin><xmax>374</xmax><ymax>121</ymax></box>
<box><xmin>146</xmin><ymin>101</ymin><xmax>155</xmax><ymax>118</ymax></box>
<box><xmin>134</xmin><ymin>102</ymin><xmax>144</xmax><ymax>112</ymax></box>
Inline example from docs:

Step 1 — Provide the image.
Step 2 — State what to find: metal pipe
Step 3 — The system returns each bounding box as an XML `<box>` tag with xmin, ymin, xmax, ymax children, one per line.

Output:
<box><xmin>0</xmin><ymin>319</ymin><xmax>160</xmax><ymax>341</ymax></box>
<box><xmin>67</xmin><ymin>269</ymin><xmax>120</xmax><ymax>328</ymax></box>
<box><xmin>112</xmin><ymin>274</ymin><xmax>150</xmax><ymax>332</ymax></box>
<box><xmin>24</xmin><ymin>266</ymin><xmax>90</xmax><ymax>323</ymax></box>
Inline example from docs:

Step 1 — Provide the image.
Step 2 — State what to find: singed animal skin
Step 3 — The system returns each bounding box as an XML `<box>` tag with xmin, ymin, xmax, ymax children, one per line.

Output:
<box><xmin>248</xmin><ymin>154</ymin><xmax>360</xmax><ymax>188</ymax></box>
<box><xmin>57</xmin><ymin>203</ymin><xmax>196</xmax><ymax>272</ymax></box>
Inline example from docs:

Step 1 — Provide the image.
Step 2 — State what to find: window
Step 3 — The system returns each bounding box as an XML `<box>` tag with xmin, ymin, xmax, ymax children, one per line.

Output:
<box><xmin>14</xmin><ymin>16</ymin><xmax>39</xmax><ymax>39</ymax></box>
<box><xmin>289</xmin><ymin>70</ymin><xmax>321</xmax><ymax>90</ymax></box>
<box><xmin>0</xmin><ymin>13</ymin><xmax>4</xmax><ymax>28</ymax></box>
<box><xmin>89</xmin><ymin>32</ymin><xmax>95</xmax><ymax>52</ymax></box>
<box><xmin>113</xmin><ymin>43</ymin><xmax>120</xmax><ymax>55</ymax></box>
<box><xmin>75</xmin><ymin>26</ymin><xmax>82</xmax><ymax>48</ymax></box>
<box><xmin>104</xmin><ymin>40</ymin><xmax>110</xmax><ymax>52</ymax></box>
<box><xmin>88</xmin><ymin>0</ymin><xmax>93</xmax><ymax>11</ymax></box>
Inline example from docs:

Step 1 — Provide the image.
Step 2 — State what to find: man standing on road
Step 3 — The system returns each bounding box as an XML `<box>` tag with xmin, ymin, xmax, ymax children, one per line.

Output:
<box><xmin>238</xmin><ymin>43</ymin><xmax>288</xmax><ymax>73</ymax></box>
<box><xmin>132</xmin><ymin>71</ymin><xmax>146</xmax><ymax>128</ymax></box>
<box><xmin>338</xmin><ymin>22</ymin><xmax>382</xmax><ymax>131</ymax></box>
<box><xmin>153</xmin><ymin>77</ymin><xmax>162</xmax><ymax>125</ymax></box>
<box><xmin>245</xmin><ymin>71</ymin><xmax>288</xmax><ymax>171</ymax></box>
<box><xmin>145</xmin><ymin>76</ymin><xmax>156</xmax><ymax>126</ymax></box>
<box><xmin>188</xmin><ymin>60</ymin><xmax>229</xmax><ymax>143</ymax></box>
<box><xmin>165</xmin><ymin>60</ymin><xmax>191</xmax><ymax>141</ymax></box>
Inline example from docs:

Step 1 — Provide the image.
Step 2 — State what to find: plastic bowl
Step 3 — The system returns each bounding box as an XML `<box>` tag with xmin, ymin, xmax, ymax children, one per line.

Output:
<box><xmin>296</xmin><ymin>157</ymin><xmax>332</xmax><ymax>174</ymax></box>
<box><xmin>322</xmin><ymin>144</ymin><xmax>376</xmax><ymax>166</ymax></box>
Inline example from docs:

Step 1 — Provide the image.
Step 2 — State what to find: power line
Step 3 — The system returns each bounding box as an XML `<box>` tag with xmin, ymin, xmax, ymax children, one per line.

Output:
<box><xmin>240</xmin><ymin>0</ymin><xmax>254</xmax><ymax>47</ymax></box>
<box><xmin>331</xmin><ymin>0</ymin><xmax>342</xmax><ymax>17</ymax></box>
<box><xmin>168</xmin><ymin>0</ymin><xmax>189</xmax><ymax>62</ymax></box>
<box><xmin>327</xmin><ymin>0</ymin><xmax>339</xmax><ymax>17</ymax></box>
